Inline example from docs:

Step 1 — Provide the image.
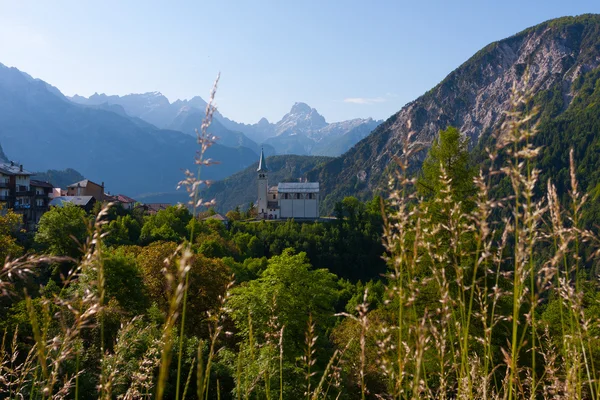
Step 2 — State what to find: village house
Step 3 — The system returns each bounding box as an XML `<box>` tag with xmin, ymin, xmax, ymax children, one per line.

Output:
<box><xmin>30</xmin><ymin>180</ymin><xmax>54</xmax><ymax>226</ymax></box>
<box><xmin>0</xmin><ymin>162</ymin><xmax>54</xmax><ymax>229</ymax></box>
<box><xmin>67</xmin><ymin>179</ymin><xmax>105</xmax><ymax>201</ymax></box>
<box><xmin>49</xmin><ymin>195</ymin><xmax>96</xmax><ymax>212</ymax></box>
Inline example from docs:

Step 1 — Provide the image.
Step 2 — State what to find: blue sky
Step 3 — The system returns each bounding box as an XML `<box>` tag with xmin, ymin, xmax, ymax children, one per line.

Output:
<box><xmin>1</xmin><ymin>1</ymin><xmax>599</xmax><ymax>124</ymax></box>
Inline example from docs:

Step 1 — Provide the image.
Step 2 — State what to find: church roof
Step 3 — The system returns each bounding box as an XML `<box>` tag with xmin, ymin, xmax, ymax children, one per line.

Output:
<box><xmin>278</xmin><ymin>182</ymin><xmax>319</xmax><ymax>193</ymax></box>
<box><xmin>257</xmin><ymin>148</ymin><xmax>268</xmax><ymax>172</ymax></box>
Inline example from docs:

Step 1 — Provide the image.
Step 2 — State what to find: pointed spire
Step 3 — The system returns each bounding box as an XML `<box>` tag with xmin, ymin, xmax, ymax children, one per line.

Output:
<box><xmin>257</xmin><ymin>147</ymin><xmax>268</xmax><ymax>172</ymax></box>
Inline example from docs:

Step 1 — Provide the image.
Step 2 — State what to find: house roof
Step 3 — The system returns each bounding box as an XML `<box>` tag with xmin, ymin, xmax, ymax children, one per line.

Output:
<box><xmin>30</xmin><ymin>180</ymin><xmax>54</xmax><ymax>188</ymax></box>
<box><xmin>67</xmin><ymin>179</ymin><xmax>103</xmax><ymax>188</ymax></box>
<box><xmin>257</xmin><ymin>148</ymin><xmax>268</xmax><ymax>172</ymax></box>
<box><xmin>116</xmin><ymin>194</ymin><xmax>136</xmax><ymax>203</ymax></box>
<box><xmin>277</xmin><ymin>182</ymin><xmax>319</xmax><ymax>193</ymax></box>
<box><xmin>103</xmin><ymin>194</ymin><xmax>118</xmax><ymax>202</ymax></box>
<box><xmin>49</xmin><ymin>196</ymin><xmax>95</xmax><ymax>207</ymax></box>
<box><xmin>145</xmin><ymin>203</ymin><xmax>170</xmax><ymax>213</ymax></box>
<box><xmin>203</xmin><ymin>213</ymin><xmax>228</xmax><ymax>221</ymax></box>
<box><xmin>0</xmin><ymin>162</ymin><xmax>32</xmax><ymax>176</ymax></box>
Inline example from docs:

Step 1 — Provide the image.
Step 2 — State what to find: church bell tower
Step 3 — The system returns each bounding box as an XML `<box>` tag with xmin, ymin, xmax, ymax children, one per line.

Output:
<box><xmin>256</xmin><ymin>148</ymin><xmax>268</xmax><ymax>219</ymax></box>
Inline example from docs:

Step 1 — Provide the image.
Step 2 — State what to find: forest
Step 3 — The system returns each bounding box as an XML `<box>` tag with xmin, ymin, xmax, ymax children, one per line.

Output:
<box><xmin>2</xmin><ymin>84</ymin><xmax>600</xmax><ymax>400</ymax></box>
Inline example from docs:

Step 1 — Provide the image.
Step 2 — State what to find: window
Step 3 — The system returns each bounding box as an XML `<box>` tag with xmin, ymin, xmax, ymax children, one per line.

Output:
<box><xmin>273</xmin><ymin>194</ymin><xmax>276</xmax><ymax>199</ymax></box>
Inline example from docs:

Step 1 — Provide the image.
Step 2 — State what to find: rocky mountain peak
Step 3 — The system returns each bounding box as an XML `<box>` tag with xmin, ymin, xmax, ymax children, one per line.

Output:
<box><xmin>289</xmin><ymin>102</ymin><xmax>312</xmax><ymax>115</ymax></box>
<box><xmin>275</xmin><ymin>102</ymin><xmax>327</xmax><ymax>137</ymax></box>
<box><xmin>257</xmin><ymin>117</ymin><xmax>270</xmax><ymax>126</ymax></box>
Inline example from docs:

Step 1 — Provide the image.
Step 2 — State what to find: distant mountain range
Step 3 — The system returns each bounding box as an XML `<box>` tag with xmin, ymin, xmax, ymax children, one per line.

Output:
<box><xmin>0</xmin><ymin>62</ymin><xmax>258</xmax><ymax>197</ymax></box>
<box><xmin>0</xmin><ymin>62</ymin><xmax>379</xmax><ymax>200</ymax></box>
<box><xmin>69</xmin><ymin>93</ymin><xmax>381</xmax><ymax>157</ymax></box>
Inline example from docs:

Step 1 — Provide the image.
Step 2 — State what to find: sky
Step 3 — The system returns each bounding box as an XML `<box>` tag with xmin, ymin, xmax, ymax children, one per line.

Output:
<box><xmin>1</xmin><ymin>1</ymin><xmax>599</xmax><ymax>124</ymax></box>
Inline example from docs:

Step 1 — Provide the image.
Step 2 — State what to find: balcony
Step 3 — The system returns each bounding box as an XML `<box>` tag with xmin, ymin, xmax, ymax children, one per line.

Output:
<box><xmin>0</xmin><ymin>181</ymin><xmax>9</xmax><ymax>188</ymax></box>
<box><xmin>15</xmin><ymin>190</ymin><xmax>34</xmax><ymax>196</ymax></box>
<box><xmin>35</xmin><ymin>192</ymin><xmax>48</xmax><ymax>198</ymax></box>
<box><xmin>0</xmin><ymin>195</ymin><xmax>9</xmax><ymax>201</ymax></box>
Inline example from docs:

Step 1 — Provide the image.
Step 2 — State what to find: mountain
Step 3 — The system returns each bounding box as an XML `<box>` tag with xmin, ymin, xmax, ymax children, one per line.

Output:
<box><xmin>262</xmin><ymin>102</ymin><xmax>382</xmax><ymax>155</ymax></box>
<box><xmin>71</xmin><ymin>93</ymin><xmax>380</xmax><ymax>157</ymax></box>
<box><xmin>166</xmin><ymin>107</ymin><xmax>276</xmax><ymax>156</ymax></box>
<box><xmin>199</xmin><ymin>155</ymin><xmax>333</xmax><ymax>213</ymax></box>
<box><xmin>70</xmin><ymin>91</ymin><xmax>194</xmax><ymax>128</ymax></box>
<box><xmin>0</xmin><ymin>63</ymin><xmax>258</xmax><ymax>197</ymax></box>
<box><xmin>308</xmin><ymin>14</ymin><xmax>600</xmax><ymax>213</ymax></box>
<box><xmin>0</xmin><ymin>142</ymin><xmax>7</xmax><ymax>162</ymax></box>
<box><xmin>32</xmin><ymin>168</ymin><xmax>85</xmax><ymax>190</ymax></box>
<box><xmin>68</xmin><ymin>92</ymin><xmax>271</xmax><ymax>155</ymax></box>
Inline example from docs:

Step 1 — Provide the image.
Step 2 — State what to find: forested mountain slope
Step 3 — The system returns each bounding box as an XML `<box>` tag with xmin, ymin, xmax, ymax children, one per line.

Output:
<box><xmin>308</xmin><ymin>14</ymin><xmax>600</xmax><ymax>213</ymax></box>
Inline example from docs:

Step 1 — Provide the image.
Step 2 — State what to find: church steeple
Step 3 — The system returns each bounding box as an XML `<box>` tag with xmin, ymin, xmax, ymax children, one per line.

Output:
<box><xmin>256</xmin><ymin>148</ymin><xmax>268</xmax><ymax>219</ymax></box>
<box><xmin>257</xmin><ymin>147</ymin><xmax>268</xmax><ymax>172</ymax></box>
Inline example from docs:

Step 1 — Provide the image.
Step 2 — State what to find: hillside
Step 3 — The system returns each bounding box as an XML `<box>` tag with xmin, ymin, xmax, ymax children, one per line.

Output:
<box><xmin>0</xmin><ymin>63</ymin><xmax>258</xmax><ymax>197</ymax></box>
<box><xmin>308</xmin><ymin>14</ymin><xmax>600</xmax><ymax>213</ymax></box>
<box><xmin>31</xmin><ymin>168</ymin><xmax>85</xmax><ymax>190</ymax></box>
<box><xmin>199</xmin><ymin>155</ymin><xmax>333</xmax><ymax>213</ymax></box>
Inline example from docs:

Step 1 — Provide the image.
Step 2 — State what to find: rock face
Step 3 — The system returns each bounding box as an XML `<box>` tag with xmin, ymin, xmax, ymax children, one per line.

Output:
<box><xmin>274</xmin><ymin>102</ymin><xmax>328</xmax><ymax>137</ymax></box>
<box><xmin>309</xmin><ymin>14</ymin><xmax>600</xmax><ymax>212</ymax></box>
<box><xmin>262</xmin><ymin>102</ymin><xmax>381</xmax><ymax>155</ymax></box>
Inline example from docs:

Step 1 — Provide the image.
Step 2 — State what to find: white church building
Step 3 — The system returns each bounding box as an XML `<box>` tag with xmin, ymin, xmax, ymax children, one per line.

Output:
<box><xmin>256</xmin><ymin>149</ymin><xmax>320</xmax><ymax>220</ymax></box>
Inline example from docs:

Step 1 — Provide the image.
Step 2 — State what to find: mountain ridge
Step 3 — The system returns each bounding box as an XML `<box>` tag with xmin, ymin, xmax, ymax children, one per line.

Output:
<box><xmin>307</xmin><ymin>13</ymin><xmax>600</xmax><ymax>213</ymax></box>
<box><xmin>70</xmin><ymin>93</ymin><xmax>381</xmax><ymax>157</ymax></box>
<box><xmin>0</xmin><ymin>63</ymin><xmax>259</xmax><ymax>197</ymax></box>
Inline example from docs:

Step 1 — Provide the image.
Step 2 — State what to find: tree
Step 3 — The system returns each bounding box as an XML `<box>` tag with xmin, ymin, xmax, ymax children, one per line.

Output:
<box><xmin>227</xmin><ymin>249</ymin><xmax>339</xmax><ymax>356</ymax></box>
<box><xmin>35</xmin><ymin>204</ymin><xmax>89</xmax><ymax>257</ymax></box>
<box><xmin>105</xmin><ymin>214</ymin><xmax>141</xmax><ymax>246</ymax></box>
<box><xmin>136</xmin><ymin>241</ymin><xmax>231</xmax><ymax>334</ymax></box>
<box><xmin>139</xmin><ymin>205</ymin><xmax>192</xmax><ymax>244</ymax></box>
<box><xmin>418</xmin><ymin>126</ymin><xmax>476</xmax><ymax>212</ymax></box>
<box><xmin>0</xmin><ymin>207</ymin><xmax>24</xmax><ymax>262</ymax></box>
<box><xmin>76</xmin><ymin>248</ymin><xmax>148</xmax><ymax>315</ymax></box>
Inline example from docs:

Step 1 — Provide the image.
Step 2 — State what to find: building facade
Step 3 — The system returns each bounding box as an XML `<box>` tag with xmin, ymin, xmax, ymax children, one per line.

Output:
<box><xmin>67</xmin><ymin>179</ymin><xmax>105</xmax><ymax>201</ymax></box>
<box><xmin>0</xmin><ymin>162</ymin><xmax>53</xmax><ymax>230</ymax></box>
<box><xmin>255</xmin><ymin>150</ymin><xmax>320</xmax><ymax>220</ymax></box>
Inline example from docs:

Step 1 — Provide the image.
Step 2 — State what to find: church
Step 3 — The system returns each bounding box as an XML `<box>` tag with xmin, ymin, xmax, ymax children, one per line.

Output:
<box><xmin>256</xmin><ymin>149</ymin><xmax>320</xmax><ymax>220</ymax></box>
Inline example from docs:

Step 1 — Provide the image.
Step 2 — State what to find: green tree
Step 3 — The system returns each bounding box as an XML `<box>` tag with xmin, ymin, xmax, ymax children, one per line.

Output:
<box><xmin>0</xmin><ymin>206</ymin><xmax>24</xmax><ymax>262</ymax></box>
<box><xmin>228</xmin><ymin>249</ymin><xmax>339</xmax><ymax>356</ymax></box>
<box><xmin>418</xmin><ymin>126</ymin><xmax>476</xmax><ymax>212</ymax></box>
<box><xmin>139</xmin><ymin>205</ymin><xmax>192</xmax><ymax>244</ymax></box>
<box><xmin>35</xmin><ymin>204</ymin><xmax>88</xmax><ymax>257</ymax></box>
<box><xmin>105</xmin><ymin>214</ymin><xmax>141</xmax><ymax>246</ymax></box>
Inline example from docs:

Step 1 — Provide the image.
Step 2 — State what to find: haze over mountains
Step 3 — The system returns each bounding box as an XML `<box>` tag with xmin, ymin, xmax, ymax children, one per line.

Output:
<box><xmin>70</xmin><ymin>93</ymin><xmax>382</xmax><ymax>157</ymax></box>
<box><xmin>0</xmin><ymin>62</ymin><xmax>258</xmax><ymax>197</ymax></box>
